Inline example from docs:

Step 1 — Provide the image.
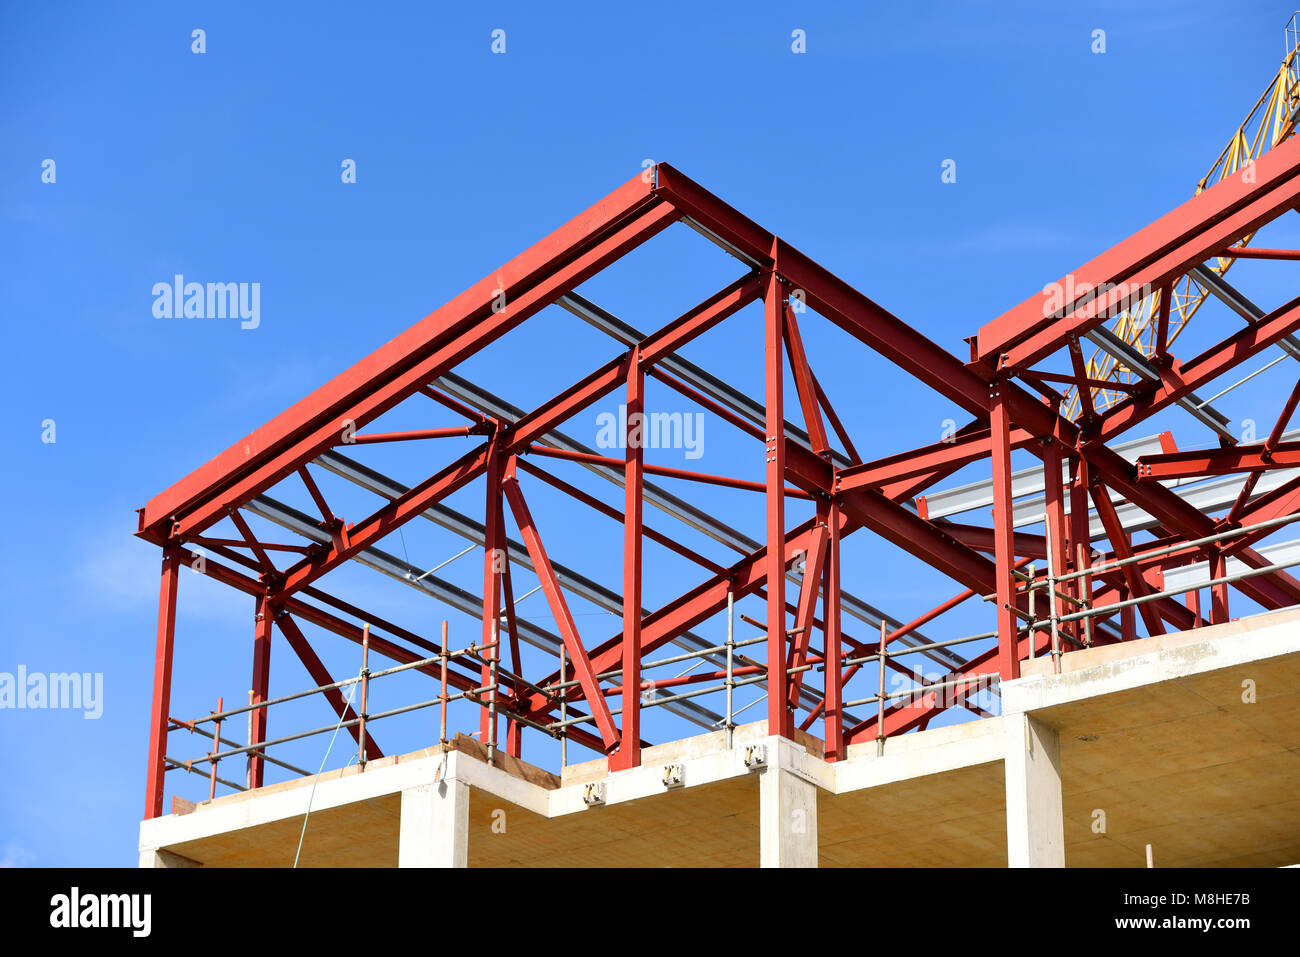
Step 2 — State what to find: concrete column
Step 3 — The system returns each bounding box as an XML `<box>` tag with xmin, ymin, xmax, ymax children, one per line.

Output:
<box><xmin>759</xmin><ymin>744</ymin><xmax>818</xmax><ymax>867</ymax></box>
<box><xmin>139</xmin><ymin>848</ymin><xmax>199</xmax><ymax>868</ymax></box>
<box><xmin>399</xmin><ymin>762</ymin><xmax>469</xmax><ymax>868</ymax></box>
<box><xmin>1003</xmin><ymin>712</ymin><xmax>1064</xmax><ymax>867</ymax></box>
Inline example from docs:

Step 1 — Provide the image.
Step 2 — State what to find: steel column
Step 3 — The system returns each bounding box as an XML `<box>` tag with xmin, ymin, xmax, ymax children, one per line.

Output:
<box><xmin>990</xmin><ymin>383</ymin><xmax>1020</xmax><ymax>680</ymax></box>
<box><xmin>249</xmin><ymin>594</ymin><xmax>274</xmax><ymax>788</ymax></box>
<box><xmin>612</xmin><ymin>349</ymin><xmax>644</xmax><ymax>771</ymax></box>
<box><xmin>1210</xmin><ymin>549</ymin><xmax>1230</xmax><ymax>623</ymax></box>
<box><xmin>144</xmin><ymin>544</ymin><xmax>180</xmax><ymax>819</ymax></box>
<box><xmin>823</xmin><ymin>498</ymin><xmax>844</xmax><ymax>761</ymax></box>
<box><xmin>764</xmin><ymin>269</ymin><xmax>792</xmax><ymax>737</ymax></box>
<box><xmin>481</xmin><ymin>436</ymin><xmax>504</xmax><ymax>750</ymax></box>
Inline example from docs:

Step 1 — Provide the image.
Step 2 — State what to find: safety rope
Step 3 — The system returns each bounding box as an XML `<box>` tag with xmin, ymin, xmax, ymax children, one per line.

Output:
<box><xmin>293</xmin><ymin>673</ymin><xmax>362</xmax><ymax>868</ymax></box>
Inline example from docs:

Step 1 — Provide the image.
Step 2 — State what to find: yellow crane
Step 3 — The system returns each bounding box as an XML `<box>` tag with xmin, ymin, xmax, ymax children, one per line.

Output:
<box><xmin>1066</xmin><ymin>13</ymin><xmax>1300</xmax><ymax>419</ymax></box>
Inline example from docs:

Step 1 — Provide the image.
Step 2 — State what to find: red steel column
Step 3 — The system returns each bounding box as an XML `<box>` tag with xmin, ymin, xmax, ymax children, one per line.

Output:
<box><xmin>1119</xmin><ymin>577</ymin><xmax>1137</xmax><ymax>641</ymax></box>
<box><xmin>1209</xmin><ymin>548</ymin><xmax>1230</xmax><ymax>624</ymax></box>
<box><xmin>990</xmin><ymin>383</ymin><xmax>1020</xmax><ymax>681</ymax></box>
<box><xmin>481</xmin><ymin>437</ymin><xmax>503</xmax><ymax>750</ymax></box>
<box><xmin>764</xmin><ymin>269</ymin><xmax>791</xmax><ymax>737</ymax></box>
<box><xmin>823</xmin><ymin>498</ymin><xmax>844</xmax><ymax>761</ymax></box>
<box><xmin>249</xmin><ymin>594</ymin><xmax>273</xmax><ymax>788</ymax></box>
<box><xmin>145</xmin><ymin>544</ymin><xmax>181</xmax><ymax>819</ymax></box>
<box><xmin>1068</xmin><ymin>455</ymin><xmax>1093</xmax><ymax>645</ymax></box>
<box><xmin>1186</xmin><ymin>585</ymin><xmax>1203</xmax><ymax>628</ymax></box>
<box><xmin>613</xmin><ymin>349</ymin><xmax>644</xmax><ymax>771</ymax></box>
<box><xmin>1042</xmin><ymin>440</ymin><xmax>1069</xmax><ymax>637</ymax></box>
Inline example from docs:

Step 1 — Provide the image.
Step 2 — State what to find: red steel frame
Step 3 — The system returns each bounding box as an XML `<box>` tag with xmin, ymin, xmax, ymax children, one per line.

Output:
<box><xmin>137</xmin><ymin>144</ymin><xmax>1300</xmax><ymax>817</ymax></box>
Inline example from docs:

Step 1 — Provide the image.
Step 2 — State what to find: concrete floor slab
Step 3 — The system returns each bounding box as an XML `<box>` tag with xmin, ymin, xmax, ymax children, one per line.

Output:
<box><xmin>139</xmin><ymin>608</ymin><xmax>1300</xmax><ymax>868</ymax></box>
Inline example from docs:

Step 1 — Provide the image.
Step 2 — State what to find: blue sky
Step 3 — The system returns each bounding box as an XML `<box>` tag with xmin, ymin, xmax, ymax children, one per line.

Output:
<box><xmin>3</xmin><ymin>1</ymin><xmax>1298</xmax><ymax>865</ymax></box>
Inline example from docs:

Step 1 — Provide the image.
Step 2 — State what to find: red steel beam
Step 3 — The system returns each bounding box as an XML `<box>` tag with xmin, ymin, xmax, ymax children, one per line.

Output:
<box><xmin>501</xmin><ymin>277</ymin><xmax>756</xmax><ymax>454</ymax></box>
<box><xmin>654</xmin><ymin>166</ymin><xmax>997</xmax><ymax>419</ymax></box>
<box><xmin>139</xmin><ymin>172</ymin><xmax>667</xmax><ymax>540</ymax></box>
<box><xmin>937</xmin><ymin>522</ymin><xmax>1048</xmax><ymax>560</ymax></box>
<box><xmin>976</xmin><ymin>135</ymin><xmax>1300</xmax><ymax>369</ymax></box>
<box><xmin>199</xmin><ymin>547</ymin><xmax>620</xmax><ymax>756</ymax></box>
<box><xmin>269</xmin><ymin>276</ymin><xmax>763</xmax><ymax>600</ymax></box>
<box><xmin>142</xmin><ymin>197</ymin><xmax>678</xmax><ymax>542</ymax></box>
<box><xmin>638</xmin><ymin>273</ymin><xmax>765</xmax><ymax>366</ymax></box>
<box><xmin>524</xmin><ymin>443</ymin><xmax>814</xmax><ymax>498</ymax></box>
<box><xmin>515</xmin><ymin>512</ymin><xmax>828</xmax><ymax>721</ymax></box>
<box><xmin>514</xmin><ymin>459</ymin><xmax>726</xmax><ymax>575</ymax></box>
<box><xmin>348</xmin><ymin>426</ymin><xmax>479</xmax><ymax>444</ymax></box>
<box><xmin>1223</xmin><ymin>474</ymin><xmax>1300</xmax><ymax>558</ymax></box>
<box><xmin>646</xmin><ymin>365</ymin><xmax>767</xmax><ymax>444</ymax></box>
<box><xmin>186</xmin><ymin>536</ymin><xmax>312</xmax><ymax>555</ymax></box>
<box><xmin>845</xmin><ymin>624</ymin><xmax>1054</xmax><ymax>745</ymax></box>
<box><xmin>1091</xmin><ymin>446</ymin><xmax>1300</xmax><ymax>609</ymax></box>
<box><xmin>1136</xmin><ymin>440</ymin><xmax>1300</xmax><ymax>480</ymax></box>
<box><xmin>1097</xmin><ymin>295</ymin><xmax>1300</xmax><ymax>442</ymax></box>
<box><xmin>835</xmin><ymin>427</ymin><xmax>1035</xmax><ymax>495</ymax></box>
<box><xmin>139</xmin><ymin>152</ymin><xmax>1300</xmax><ymax>778</ymax></box>
<box><xmin>420</xmin><ymin>384</ymin><xmax>495</xmax><ymax>426</ymax></box>
<box><xmin>274</xmin><ymin>444</ymin><xmax>491</xmax><ymax>598</ymax></box>
<box><xmin>655</xmin><ymin>164</ymin><xmax>1253</xmax><ymax>623</ymax></box>
<box><xmin>1221</xmin><ymin>246</ymin><xmax>1300</xmax><ymax>260</ymax></box>
<box><xmin>837</xmin><ymin>486</ymin><xmax>1012</xmax><ymax>601</ymax></box>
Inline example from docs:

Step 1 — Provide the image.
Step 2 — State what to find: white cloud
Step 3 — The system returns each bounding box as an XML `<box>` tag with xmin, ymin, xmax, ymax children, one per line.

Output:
<box><xmin>78</xmin><ymin>526</ymin><xmax>248</xmax><ymax>626</ymax></box>
<box><xmin>0</xmin><ymin>841</ymin><xmax>34</xmax><ymax>868</ymax></box>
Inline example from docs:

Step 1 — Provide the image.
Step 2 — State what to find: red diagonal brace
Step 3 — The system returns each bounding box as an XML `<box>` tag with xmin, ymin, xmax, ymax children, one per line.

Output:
<box><xmin>786</xmin><ymin>519</ymin><xmax>829</xmax><ymax>707</ymax></box>
<box><xmin>502</xmin><ymin>470</ymin><xmax>619</xmax><ymax>750</ymax></box>
<box><xmin>782</xmin><ymin>304</ymin><xmax>830</xmax><ymax>457</ymax></box>
<box><xmin>275</xmin><ymin>612</ymin><xmax>383</xmax><ymax>759</ymax></box>
<box><xmin>1090</xmin><ymin>483</ymin><xmax>1167</xmax><ymax>638</ymax></box>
